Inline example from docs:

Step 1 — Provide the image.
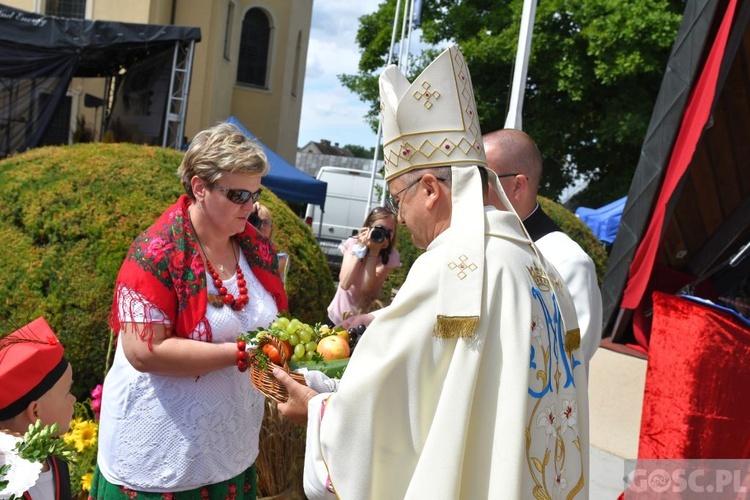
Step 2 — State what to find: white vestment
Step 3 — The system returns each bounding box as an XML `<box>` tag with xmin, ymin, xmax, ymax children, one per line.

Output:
<box><xmin>536</xmin><ymin>230</ymin><xmax>603</xmax><ymax>371</ymax></box>
<box><xmin>304</xmin><ymin>209</ymin><xmax>589</xmax><ymax>499</ymax></box>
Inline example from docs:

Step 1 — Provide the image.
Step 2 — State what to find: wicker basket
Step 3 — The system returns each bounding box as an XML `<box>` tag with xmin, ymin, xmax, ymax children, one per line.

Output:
<box><xmin>250</xmin><ymin>336</ymin><xmax>307</xmax><ymax>403</ymax></box>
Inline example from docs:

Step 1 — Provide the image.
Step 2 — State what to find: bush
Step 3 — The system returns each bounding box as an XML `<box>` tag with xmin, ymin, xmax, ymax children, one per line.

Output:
<box><xmin>0</xmin><ymin>143</ymin><xmax>334</xmax><ymax>399</ymax></box>
<box><xmin>381</xmin><ymin>196</ymin><xmax>608</xmax><ymax>301</ymax></box>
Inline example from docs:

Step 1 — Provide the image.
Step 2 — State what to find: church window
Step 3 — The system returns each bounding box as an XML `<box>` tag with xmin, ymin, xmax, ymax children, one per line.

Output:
<box><xmin>237</xmin><ymin>8</ymin><xmax>272</xmax><ymax>88</ymax></box>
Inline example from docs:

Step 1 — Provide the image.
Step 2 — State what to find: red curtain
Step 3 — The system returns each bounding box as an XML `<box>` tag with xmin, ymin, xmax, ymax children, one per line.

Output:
<box><xmin>638</xmin><ymin>292</ymin><xmax>750</xmax><ymax>459</ymax></box>
<box><xmin>619</xmin><ymin>0</ymin><xmax>738</xmax><ymax>351</ymax></box>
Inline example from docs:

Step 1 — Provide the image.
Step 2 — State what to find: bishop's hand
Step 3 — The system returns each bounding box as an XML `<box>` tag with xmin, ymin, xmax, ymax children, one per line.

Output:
<box><xmin>273</xmin><ymin>367</ymin><xmax>318</xmax><ymax>426</ymax></box>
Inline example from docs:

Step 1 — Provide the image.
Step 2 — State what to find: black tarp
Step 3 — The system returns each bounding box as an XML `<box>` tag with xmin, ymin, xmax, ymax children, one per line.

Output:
<box><xmin>600</xmin><ymin>0</ymin><xmax>720</xmax><ymax>334</ymax></box>
<box><xmin>0</xmin><ymin>5</ymin><xmax>200</xmax><ymax>157</ymax></box>
<box><xmin>602</xmin><ymin>0</ymin><xmax>750</xmax><ymax>340</ymax></box>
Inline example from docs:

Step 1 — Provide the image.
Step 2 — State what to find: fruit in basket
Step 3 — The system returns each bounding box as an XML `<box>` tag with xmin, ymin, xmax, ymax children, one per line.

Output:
<box><xmin>316</xmin><ymin>335</ymin><xmax>350</xmax><ymax>360</ymax></box>
<box><xmin>336</xmin><ymin>329</ymin><xmax>349</xmax><ymax>343</ymax></box>
<box><xmin>262</xmin><ymin>340</ymin><xmax>292</xmax><ymax>365</ymax></box>
<box><xmin>347</xmin><ymin>323</ymin><xmax>367</xmax><ymax>354</ymax></box>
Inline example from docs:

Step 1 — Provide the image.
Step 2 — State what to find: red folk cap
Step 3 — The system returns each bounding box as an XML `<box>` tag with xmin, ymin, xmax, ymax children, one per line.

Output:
<box><xmin>0</xmin><ymin>317</ymin><xmax>68</xmax><ymax>420</ymax></box>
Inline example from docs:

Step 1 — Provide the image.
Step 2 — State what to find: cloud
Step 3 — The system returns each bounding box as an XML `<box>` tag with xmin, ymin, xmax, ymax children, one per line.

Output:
<box><xmin>298</xmin><ymin>0</ymin><xmax>381</xmax><ymax>149</ymax></box>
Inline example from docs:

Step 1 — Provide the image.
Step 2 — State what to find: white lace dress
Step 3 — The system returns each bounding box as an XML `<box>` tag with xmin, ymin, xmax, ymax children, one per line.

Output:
<box><xmin>97</xmin><ymin>252</ymin><xmax>277</xmax><ymax>492</ymax></box>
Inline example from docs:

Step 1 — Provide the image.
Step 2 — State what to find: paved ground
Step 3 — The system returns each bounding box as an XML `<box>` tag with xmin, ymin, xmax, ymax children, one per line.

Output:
<box><xmin>587</xmin><ymin>345</ymin><xmax>648</xmax><ymax>499</ymax></box>
<box><xmin>591</xmin><ymin>445</ymin><xmax>627</xmax><ymax>499</ymax></box>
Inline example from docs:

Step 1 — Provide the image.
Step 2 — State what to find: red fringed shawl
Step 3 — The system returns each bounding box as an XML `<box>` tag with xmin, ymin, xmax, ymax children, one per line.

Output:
<box><xmin>110</xmin><ymin>195</ymin><xmax>287</xmax><ymax>344</ymax></box>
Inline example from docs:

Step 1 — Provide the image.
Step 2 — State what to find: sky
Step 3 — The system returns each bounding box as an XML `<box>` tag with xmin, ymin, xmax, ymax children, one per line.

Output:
<box><xmin>296</xmin><ymin>0</ymin><xmax>382</xmax><ymax>150</ymax></box>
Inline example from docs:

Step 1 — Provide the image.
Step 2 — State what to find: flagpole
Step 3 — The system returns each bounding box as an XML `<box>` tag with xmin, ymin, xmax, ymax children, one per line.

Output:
<box><xmin>365</xmin><ymin>0</ymin><xmax>410</xmax><ymax>217</ymax></box>
<box><xmin>504</xmin><ymin>0</ymin><xmax>537</xmax><ymax>130</ymax></box>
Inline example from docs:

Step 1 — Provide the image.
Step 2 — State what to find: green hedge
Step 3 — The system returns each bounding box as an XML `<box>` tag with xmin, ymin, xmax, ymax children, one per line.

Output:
<box><xmin>0</xmin><ymin>143</ymin><xmax>334</xmax><ymax>399</ymax></box>
<box><xmin>381</xmin><ymin>195</ymin><xmax>608</xmax><ymax>301</ymax></box>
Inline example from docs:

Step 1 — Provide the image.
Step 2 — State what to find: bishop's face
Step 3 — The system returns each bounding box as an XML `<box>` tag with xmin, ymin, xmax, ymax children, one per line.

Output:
<box><xmin>387</xmin><ymin>174</ymin><xmax>438</xmax><ymax>250</ymax></box>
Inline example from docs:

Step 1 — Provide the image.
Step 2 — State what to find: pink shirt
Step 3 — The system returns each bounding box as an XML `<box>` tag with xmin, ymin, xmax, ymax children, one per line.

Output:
<box><xmin>327</xmin><ymin>237</ymin><xmax>401</xmax><ymax>325</ymax></box>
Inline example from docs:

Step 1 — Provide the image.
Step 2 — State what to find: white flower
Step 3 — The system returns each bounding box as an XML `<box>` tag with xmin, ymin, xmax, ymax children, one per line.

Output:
<box><xmin>0</xmin><ymin>431</ymin><xmax>43</xmax><ymax>499</ymax></box>
<box><xmin>553</xmin><ymin>469</ymin><xmax>568</xmax><ymax>498</ymax></box>
<box><xmin>531</xmin><ymin>316</ymin><xmax>543</xmax><ymax>340</ymax></box>
<box><xmin>559</xmin><ymin>400</ymin><xmax>577</xmax><ymax>434</ymax></box>
<box><xmin>536</xmin><ymin>404</ymin><xmax>557</xmax><ymax>436</ymax></box>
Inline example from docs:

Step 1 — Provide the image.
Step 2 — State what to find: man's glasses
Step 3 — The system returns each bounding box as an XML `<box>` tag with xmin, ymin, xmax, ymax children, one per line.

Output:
<box><xmin>496</xmin><ymin>173</ymin><xmax>521</xmax><ymax>179</ymax></box>
<box><xmin>385</xmin><ymin>176</ymin><xmax>446</xmax><ymax>213</ymax></box>
<box><xmin>213</xmin><ymin>184</ymin><xmax>262</xmax><ymax>205</ymax></box>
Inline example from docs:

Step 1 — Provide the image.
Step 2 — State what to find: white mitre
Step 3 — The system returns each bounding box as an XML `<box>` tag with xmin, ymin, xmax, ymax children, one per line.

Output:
<box><xmin>380</xmin><ymin>46</ymin><xmax>486</xmax><ymax>179</ymax></box>
<box><xmin>379</xmin><ymin>46</ymin><xmax>489</xmax><ymax>338</ymax></box>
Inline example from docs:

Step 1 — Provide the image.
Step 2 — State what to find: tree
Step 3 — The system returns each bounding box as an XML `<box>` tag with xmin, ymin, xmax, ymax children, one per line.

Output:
<box><xmin>340</xmin><ymin>0</ymin><xmax>685</xmax><ymax>206</ymax></box>
<box><xmin>344</xmin><ymin>144</ymin><xmax>376</xmax><ymax>159</ymax></box>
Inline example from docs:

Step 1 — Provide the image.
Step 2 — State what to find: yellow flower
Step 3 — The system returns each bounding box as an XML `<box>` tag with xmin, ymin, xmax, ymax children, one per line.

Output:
<box><xmin>81</xmin><ymin>472</ymin><xmax>93</xmax><ymax>492</ymax></box>
<box><xmin>65</xmin><ymin>420</ymin><xmax>98</xmax><ymax>452</ymax></box>
<box><xmin>62</xmin><ymin>418</ymin><xmax>83</xmax><ymax>447</ymax></box>
<box><xmin>77</xmin><ymin>420</ymin><xmax>98</xmax><ymax>452</ymax></box>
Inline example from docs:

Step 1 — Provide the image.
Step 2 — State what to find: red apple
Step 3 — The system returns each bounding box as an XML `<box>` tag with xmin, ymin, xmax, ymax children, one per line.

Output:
<box><xmin>316</xmin><ymin>335</ymin><xmax>350</xmax><ymax>360</ymax></box>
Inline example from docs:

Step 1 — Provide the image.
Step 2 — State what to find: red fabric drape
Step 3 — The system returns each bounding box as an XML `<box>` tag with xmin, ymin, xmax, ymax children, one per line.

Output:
<box><xmin>619</xmin><ymin>0</ymin><xmax>738</xmax><ymax>347</ymax></box>
<box><xmin>639</xmin><ymin>292</ymin><xmax>750</xmax><ymax>459</ymax></box>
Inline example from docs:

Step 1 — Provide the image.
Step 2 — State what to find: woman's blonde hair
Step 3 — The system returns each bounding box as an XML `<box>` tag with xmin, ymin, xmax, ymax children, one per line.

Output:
<box><xmin>178</xmin><ymin>122</ymin><xmax>269</xmax><ymax>198</ymax></box>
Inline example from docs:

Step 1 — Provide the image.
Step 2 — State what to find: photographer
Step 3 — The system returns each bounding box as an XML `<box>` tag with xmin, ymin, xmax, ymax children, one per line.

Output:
<box><xmin>327</xmin><ymin>206</ymin><xmax>401</xmax><ymax>326</ymax></box>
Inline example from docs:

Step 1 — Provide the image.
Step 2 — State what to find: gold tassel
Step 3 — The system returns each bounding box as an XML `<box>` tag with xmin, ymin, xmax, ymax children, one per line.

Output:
<box><xmin>435</xmin><ymin>316</ymin><xmax>479</xmax><ymax>338</ymax></box>
<box><xmin>565</xmin><ymin>328</ymin><xmax>581</xmax><ymax>354</ymax></box>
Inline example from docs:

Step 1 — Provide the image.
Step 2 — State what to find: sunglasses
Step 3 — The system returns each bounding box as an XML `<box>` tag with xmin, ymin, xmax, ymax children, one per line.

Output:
<box><xmin>213</xmin><ymin>184</ymin><xmax>262</xmax><ymax>205</ymax></box>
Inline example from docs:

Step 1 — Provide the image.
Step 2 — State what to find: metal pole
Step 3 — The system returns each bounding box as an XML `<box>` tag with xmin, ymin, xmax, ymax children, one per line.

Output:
<box><xmin>404</xmin><ymin>0</ymin><xmax>416</xmax><ymax>74</ymax></box>
<box><xmin>504</xmin><ymin>0</ymin><xmax>538</xmax><ymax>130</ymax></box>
<box><xmin>397</xmin><ymin>0</ymin><xmax>410</xmax><ymax>69</ymax></box>
<box><xmin>365</xmin><ymin>0</ymin><xmax>404</xmax><ymax>219</ymax></box>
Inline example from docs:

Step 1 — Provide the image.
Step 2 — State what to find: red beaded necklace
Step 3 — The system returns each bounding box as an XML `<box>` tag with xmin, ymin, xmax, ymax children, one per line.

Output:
<box><xmin>189</xmin><ymin>207</ymin><xmax>249</xmax><ymax>311</ymax></box>
<box><xmin>206</xmin><ymin>253</ymin><xmax>249</xmax><ymax>311</ymax></box>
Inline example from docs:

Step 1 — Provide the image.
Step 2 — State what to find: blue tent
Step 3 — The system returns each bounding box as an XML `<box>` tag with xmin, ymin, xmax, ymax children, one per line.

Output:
<box><xmin>225</xmin><ymin>116</ymin><xmax>327</xmax><ymax>209</ymax></box>
<box><xmin>575</xmin><ymin>196</ymin><xmax>626</xmax><ymax>244</ymax></box>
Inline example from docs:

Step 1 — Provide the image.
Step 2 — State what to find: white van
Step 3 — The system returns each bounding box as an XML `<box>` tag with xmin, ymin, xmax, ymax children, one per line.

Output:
<box><xmin>305</xmin><ymin>167</ymin><xmax>386</xmax><ymax>260</ymax></box>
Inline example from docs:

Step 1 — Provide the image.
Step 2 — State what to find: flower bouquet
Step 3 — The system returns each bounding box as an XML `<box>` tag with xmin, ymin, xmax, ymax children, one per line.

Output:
<box><xmin>0</xmin><ymin>421</ymin><xmax>76</xmax><ymax>499</ymax></box>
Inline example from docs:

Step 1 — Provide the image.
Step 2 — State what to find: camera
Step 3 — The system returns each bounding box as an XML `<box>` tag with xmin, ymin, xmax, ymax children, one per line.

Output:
<box><xmin>370</xmin><ymin>225</ymin><xmax>390</xmax><ymax>243</ymax></box>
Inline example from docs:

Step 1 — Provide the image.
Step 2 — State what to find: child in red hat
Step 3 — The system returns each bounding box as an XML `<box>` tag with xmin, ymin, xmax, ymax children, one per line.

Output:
<box><xmin>0</xmin><ymin>317</ymin><xmax>76</xmax><ymax>499</ymax></box>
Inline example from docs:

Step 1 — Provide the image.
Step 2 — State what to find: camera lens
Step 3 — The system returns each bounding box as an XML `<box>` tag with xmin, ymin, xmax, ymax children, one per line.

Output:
<box><xmin>370</xmin><ymin>226</ymin><xmax>388</xmax><ymax>243</ymax></box>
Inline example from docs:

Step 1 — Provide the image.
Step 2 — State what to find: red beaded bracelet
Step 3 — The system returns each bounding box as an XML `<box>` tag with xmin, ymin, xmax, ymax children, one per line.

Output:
<box><xmin>236</xmin><ymin>339</ymin><xmax>248</xmax><ymax>372</ymax></box>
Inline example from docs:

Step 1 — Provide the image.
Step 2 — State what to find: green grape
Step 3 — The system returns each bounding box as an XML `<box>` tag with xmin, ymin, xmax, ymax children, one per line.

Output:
<box><xmin>294</xmin><ymin>343</ymin><xmax>306</xmax><ymax>359</ymax></box>
<box><xmin>278</xmin><ymin>330</ymin><xmax>289</xmax><ymax>341</ymax></box>
<box><xmin>305</xmin><ymin>341</ymin><xmax>317</xmax><ymax>353</ymax></box>
<box><xmin>285</xmin><ymin>322</ymin><xmax>299</xmax><ymax>335</ymax></box>
<box><xmin>299</xmin><ymin>330</ymin><xmax>312</xmax><ymax>343</ymax></box>
<box><xmin>270</xmin><ymin>321</ymin><xmax>281</xmax><ymax>330</ymax></box>
<box><xmin>277</xmin><ymin>317</ymin><xmax>290</xmax><ymax>328</ymax></box>
<box><xmin>289</xmin><ymin>333</ymin><xmax>299</xmax><ymax>346</ymax></box>
<box><xmin>305</xmin><ymin>350</ymin><xmax>315</xmax><ymax>361</ymax></box>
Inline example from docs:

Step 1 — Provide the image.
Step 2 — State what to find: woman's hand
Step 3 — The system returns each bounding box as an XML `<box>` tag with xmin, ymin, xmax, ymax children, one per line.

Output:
<box><xmin>340</xmin><ymin>313</ymin><xmax>374</xmax><ymax>330</ymax></box>
<box><xmin>358</xmin><ymin>227</ymin><xmax>389</xmax><ymax>255</ymax></box>
<box><xmin>273</xmin><ymin>368</ymin><xmax>319</xmax><ymax>425</ymax></box>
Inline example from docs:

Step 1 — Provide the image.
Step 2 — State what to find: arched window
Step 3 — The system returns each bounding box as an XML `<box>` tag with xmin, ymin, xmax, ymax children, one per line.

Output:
<box><xmin>46</xmin><ymin>0</ymin><xmax>86</xmax><ymax>19</ymax></box>
<box><xmin>237</xmin><ymin>8</ymin><xmax>271</xmax><ymax>88</ymax></box>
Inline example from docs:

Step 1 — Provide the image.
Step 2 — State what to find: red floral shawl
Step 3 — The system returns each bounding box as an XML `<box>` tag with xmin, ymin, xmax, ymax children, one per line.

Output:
<box><xmin>110</xmin><ymin>194</ymin><xmax>287</xmax><ymax>345</ymax></box>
